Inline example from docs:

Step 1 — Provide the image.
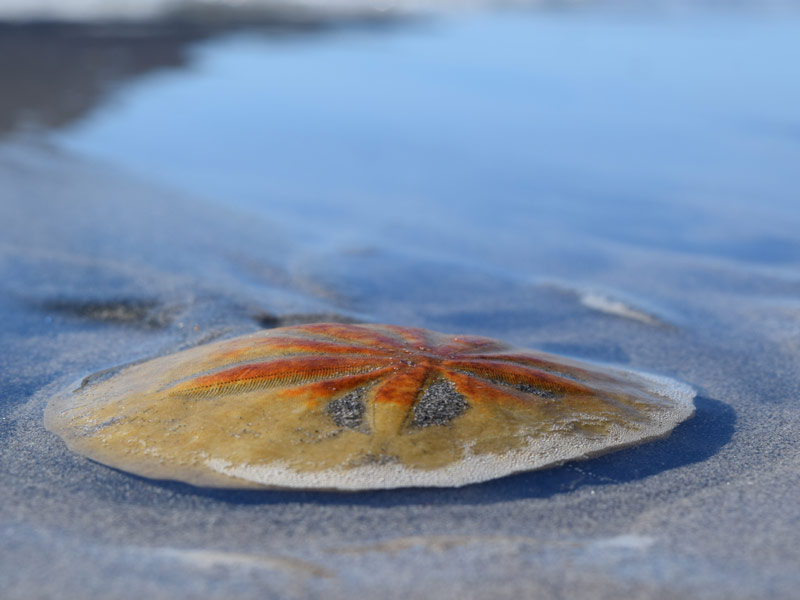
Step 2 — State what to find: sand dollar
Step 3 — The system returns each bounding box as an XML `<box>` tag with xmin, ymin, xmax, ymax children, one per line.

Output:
<box><xmin>45</xmin><ymin>323</ymin><xmax>695</xmax><ymax>490</ymax></box>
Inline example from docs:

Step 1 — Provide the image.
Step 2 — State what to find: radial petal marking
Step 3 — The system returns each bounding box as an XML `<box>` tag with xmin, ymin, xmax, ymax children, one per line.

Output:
<box><xmin>168</xmin><ymin>355</ymin><xmax>393</xmax><ymax>398</ymax></box>
<box><xmin>441</xmin><ymin>359</ymin><xmax>594</xmax><ymax>397</ymax></box>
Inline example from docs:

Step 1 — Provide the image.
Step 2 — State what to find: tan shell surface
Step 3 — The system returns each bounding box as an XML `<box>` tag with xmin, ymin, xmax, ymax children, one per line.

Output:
<box><xmin>45</xmin><ymin>323</ymin><xmax>695</xmax><ymax>490</ymax></box>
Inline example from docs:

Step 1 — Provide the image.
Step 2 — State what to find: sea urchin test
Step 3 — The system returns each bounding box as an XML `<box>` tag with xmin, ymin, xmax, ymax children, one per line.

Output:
<box><xmin>46</xmin><ymin>323</ymin><xmax>695</xmax><ymax>490</ymax></box>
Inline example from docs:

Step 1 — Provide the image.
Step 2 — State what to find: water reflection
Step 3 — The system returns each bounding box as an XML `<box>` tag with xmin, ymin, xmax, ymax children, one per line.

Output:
<box><xmin>0</xmin><ymin>15</ymin><xmax>399</xmax><ymax>134</ymax></box>
<box><xmin>51</xmin><ymin>12</ymin><xmax>800</xmax><ymax>271</ymax></box>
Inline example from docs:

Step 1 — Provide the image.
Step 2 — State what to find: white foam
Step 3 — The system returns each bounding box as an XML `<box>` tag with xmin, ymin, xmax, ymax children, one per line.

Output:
<box><xmin>580</xmin><ymin>292</ymin><xmax>663</xmax><ymax>326</ymax></box>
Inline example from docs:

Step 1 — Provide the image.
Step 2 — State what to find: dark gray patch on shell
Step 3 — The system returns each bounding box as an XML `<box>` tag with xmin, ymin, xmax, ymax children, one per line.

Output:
<box><xmin>328</xmin><ymin>387</ymin><xmax>367</xmax><ymax>429</ymax></box>
<box><xmin>510</xmin><ymin>382</ymin><xmax>557</xmax><ymax>399</ymax></box>
<box><xmin>357</xmin><ymin>453</ymin><xmax>399</xmax><ymax>466</ymax></box>
<box><xmin>414</xmin><ymin>379</ymin><xmax>468</xmax><ymax>427</ymax></box>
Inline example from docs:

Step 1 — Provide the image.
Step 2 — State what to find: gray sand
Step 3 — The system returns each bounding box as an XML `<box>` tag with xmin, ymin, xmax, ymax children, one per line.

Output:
<box><xmin>413</xmin><ymin>379</ymin><xmax>469</xmax><ymax>427</ymax></box>
<box><xmin>2</xmin><ymin>8</ymin><xmax>800</xmax><ymax>597</ymax></box>
<box><xmin>327</xmin><ymin>386</ymin><xmax>369</xmax><ymax>429</ymax></box>
<box><xmin>1</xmin><ymin>140</ymin><xmax>799</xmax><ymax>599</ymax></box>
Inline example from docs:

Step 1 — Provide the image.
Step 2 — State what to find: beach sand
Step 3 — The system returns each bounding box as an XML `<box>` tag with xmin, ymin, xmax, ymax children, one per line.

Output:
<box><xmin>1</xmin><ymin>10</ymin><xmax>800</xmax><ymax>599</ymax></box>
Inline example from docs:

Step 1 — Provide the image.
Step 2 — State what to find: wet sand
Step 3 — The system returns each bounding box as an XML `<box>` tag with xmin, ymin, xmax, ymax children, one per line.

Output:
<box><xmin>2</xmin><ymin>12</ymin><xmax>800</xmax><ymax>599</ymax></box>
<box><xmin>2</xmin><ymin>138</ymin><xmax>799</xmax><ymax>599</ymax></box>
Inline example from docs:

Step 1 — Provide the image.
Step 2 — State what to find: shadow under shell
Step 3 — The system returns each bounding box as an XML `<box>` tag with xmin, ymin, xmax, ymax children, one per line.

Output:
<box><xmin>45</xmin><ymin>323</ymin><xmax>695</xmax><ymax>491</ymax></box>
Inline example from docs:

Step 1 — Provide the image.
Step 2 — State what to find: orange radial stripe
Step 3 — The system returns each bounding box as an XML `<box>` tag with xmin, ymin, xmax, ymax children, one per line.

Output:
<box><xmin>446</xmin><ymin>369</ymin><xmax>642</xmax><ymax>419</ymax></box>
<box><xmin>464</xmin><ymin>353</ymin><xmax>611</xmax><ymax>382</ymax></box>
<box><xmin>276</xmin><ymin>368</ymin><xmax>395</xmax><ymax>401</ymax></box>
<box><xmin>442</xmin><ymin>359</ymin><xmax>594</xmax><ymax>396</ymax></box>
<box><xmin>372</xmin><ymin>365</ymin><xmax>431</xmax><ymax>406</ymax></box>
<box><xmin>169</xmin><ymin>355</ymin><xmax>393</xmax><ymax>397</ymax></box>
<box><xmin>369</xmin><ymin>365</ymin><xmax>431</xmax><ymax>437</ymax></box>
<box><xmin>444</xmin><ymin>370</ymin><xmax>531</xmax><ymax>407</ymax></box>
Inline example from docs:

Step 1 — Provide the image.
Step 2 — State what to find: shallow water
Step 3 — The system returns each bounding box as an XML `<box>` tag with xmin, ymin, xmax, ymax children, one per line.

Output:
<box><xmin>57</xmin><ymin>12</ymin><xmax>800</xmax><ymax>264</ymax></box>
<box><xmin>1</xmin><ymin>6</ymin><xmax>800</xmax><ymax>600</ymax></box>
